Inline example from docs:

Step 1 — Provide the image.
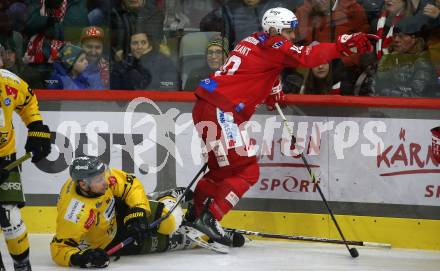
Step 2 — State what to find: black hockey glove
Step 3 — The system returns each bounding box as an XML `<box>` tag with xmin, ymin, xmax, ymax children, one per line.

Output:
<box><xmin>70</xmin><ymin>248</ymin><xmax>110</xmax><ymax>268</ymax></box>
<box><xmin>25</xmin><ymin>121</ymin><xmax>51</xmax><ymax>163</ymax></box>
<box><xmin>124</xmin><ymin>207</ymin><xmax>149</xmax><ymax>246</ymax></box>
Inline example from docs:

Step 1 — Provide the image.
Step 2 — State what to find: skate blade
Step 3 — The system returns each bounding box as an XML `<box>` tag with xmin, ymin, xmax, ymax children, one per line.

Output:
<box><xmin>181</xmin><ymin>226</ymin><xmax>229</xmax><ymax>254</ymax></box>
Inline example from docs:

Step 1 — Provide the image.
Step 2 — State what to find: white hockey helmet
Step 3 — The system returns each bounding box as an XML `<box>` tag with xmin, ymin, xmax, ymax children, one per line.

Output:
<box><xmin>262</xmin><ymin>7</ymin><xmax>298</xmax><ymax>35</ymax></box>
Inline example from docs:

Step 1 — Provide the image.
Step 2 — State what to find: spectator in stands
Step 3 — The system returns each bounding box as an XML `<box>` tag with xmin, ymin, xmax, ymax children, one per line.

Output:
<box><xmin>22</xmin><ymin>0</ymin><xmax>89</xmax><ymax>89</ymax></box>
<box><xmin>375</xmin><ymin>17</ymin><xmax>438</xmax><ymax>97</ymax></box>
<box><xmin>0</xmin><ymin>42</ymin><xmax>19</xmax><ymax>72</ymax></box>
<box><xmin>87</xmin><ymin>0</ymin><xmax>112</xmax><ymax>26</ymax></box>
<box><xmin>200</xmin><ymin>0</ymin><xmax>303</xmax><ymax>50</ymax></box>
<box><xmin>80</xmin><ymin>26</ymin><xmax>109</xmax><ymax>88</ymax></box>
<box><xmin>280</xmin><ymin>68</ymin><xmax>304</xmax><ymax>93</ymax></box>
<box><xmin>163</xmin><ymin>0</ymin><xmax>190</xmax><ymax>31</ymax></box>
<box><xmin>295</xmin><ymin>0</ymin><xmax>369</xmax><ymax>66</ymax></box>
<box><xmin>47</xmin><ymin>44</ymin><xmax>104</xmax><ymax>90</ymax></box>
<box><xmin>6</xmin><ymin>1</ymin><xmax>27</xmax><ymax>32</ymax></box>
<box><xmin>341</xmin><ymin>52</ymin><xmax>377</xmax><ymax>96</ymax></box>
<box><xmin>111</xmin><ymin>28</ymin><xmax>179</xmax><ymax>90</ymax></box>
<box><xmin>0</xmin><ymin>40</ymin><xmax>46</xmax><ymax>92</ymax></box>
<box><xmin>162</xmin><ymin>0</ymin><xmax>234</xmax><ymax>31</ymax></box>
<box><xmin>24</xmin><ymin>0</ymin><xmax>89</xmax><ymax>43</ymax></box>
<box><xmin>111</xmin><ymin>0</ymin><xmax>165</xmax><ymax>62</ymax></box>
<box><xmin>422</xmin><ymin>0</ymin><xmax>440</xmax><ymax>87</ymax></box>
<box><xmin>357</xmin><ymin>0</ymin><xmax>384</xmax><ymax>24</ymax></box>
<box><xmin>371</xmin><ymin>0</ymin><xmax>413</xmax><ymax>60</ymax></box>
<box><xmin>0</xmin><ymin>10</ymin><xmax>24</xmax><ymax>69</ymax></box>
<box><xmin>184</xmin><ymin>35</ymin><xmax>229</xmax><ymax>91</ymax></box>
<box><xmin>300</xmin><ymin>59</ymin><xmax>345</xmax><ymax>95</ymax></box>
<box><xmin>295</xmin><ymin>0</ymin><xmax>370</xmax><ymax>44</ymax></box>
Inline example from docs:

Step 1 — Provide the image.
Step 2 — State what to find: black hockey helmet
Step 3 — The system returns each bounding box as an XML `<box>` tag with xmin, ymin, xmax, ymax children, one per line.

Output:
<box><xmin>69</xmin><ymin>156</ymin><xmax>106</xmax><ymax>183</ymax></box>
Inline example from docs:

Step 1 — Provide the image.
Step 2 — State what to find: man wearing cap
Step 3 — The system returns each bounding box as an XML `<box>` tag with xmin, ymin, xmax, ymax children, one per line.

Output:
<box><xmin>375</xmin><ymin>17</ymin><xmax>437</xmax><ymax>97</ymax></box>
<box><xmin>184</xmin><ymin>35</ymin><xmax>229</xmax><ymax>90</ymax></box>
<box><xmin>80</xmin><ymin>26</ymin><xmax>110</xmax><ymax>89</ymax></box>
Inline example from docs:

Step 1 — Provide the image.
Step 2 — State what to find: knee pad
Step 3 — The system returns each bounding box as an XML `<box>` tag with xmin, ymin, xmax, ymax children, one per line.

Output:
<box><xmin>157</xmin><ymin>197</ymin><xmax>183</xmax><ymax>235</ymax></box>
<box><xmin>0</xmin><ymin>205</ymin><xmax>27</xmax><ymax>240</ymax></box>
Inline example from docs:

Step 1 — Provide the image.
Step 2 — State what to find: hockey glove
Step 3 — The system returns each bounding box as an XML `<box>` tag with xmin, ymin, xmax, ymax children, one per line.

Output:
<box><xmin>335</xmin><ymin>33</ymin><xmax>378</xmax><ymax>56</ymax></box>
<box><xmin>265</xmin><ymin>78</ymin><xmax>285</xmax><ymax>111</ymax></box>
<box><xmin>70</xmin><ymin>248</ymin><xmax>110</xmax><ymax>268</ymax></box>
<box><xmin>124</xmin><ymin>207</ymin><xmax>149</xmax><ymax>246</ymax></box>
<box><xmin>25</xmin><ymin>121</ymin><xmax>52</xmax><ymax>163</ymax></box>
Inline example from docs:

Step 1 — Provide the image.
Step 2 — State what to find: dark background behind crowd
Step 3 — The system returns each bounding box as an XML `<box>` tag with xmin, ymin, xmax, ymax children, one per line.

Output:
<box><xmin>0</xmin><ymin>0</ymin><xmax>439</xmax><ymax>97</ymax></box>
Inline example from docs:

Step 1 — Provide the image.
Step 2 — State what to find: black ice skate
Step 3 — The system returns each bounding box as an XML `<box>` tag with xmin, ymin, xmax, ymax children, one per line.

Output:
<box><xmin>13</xmin><ymin>258</ymin><xmax>32</xmax><ymax>271</ymax></box>
<box><xmin>190</xmin><ymin>199</ymin><xmax>232</xmax><ymax>247</ymax></box>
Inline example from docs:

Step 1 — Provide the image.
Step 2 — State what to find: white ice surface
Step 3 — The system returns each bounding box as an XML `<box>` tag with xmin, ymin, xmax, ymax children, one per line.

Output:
<box><xmin>1</xmin><ymin>234</ymin><xmax>439</xmax><ymax>271</ymax></box>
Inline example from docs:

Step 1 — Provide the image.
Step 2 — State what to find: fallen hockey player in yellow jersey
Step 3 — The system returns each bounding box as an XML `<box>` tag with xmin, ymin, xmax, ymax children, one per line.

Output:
<box><xmin>50</xmin><ymin>156</ymin><xmax>244</xmax><ymax>268</ymax></box>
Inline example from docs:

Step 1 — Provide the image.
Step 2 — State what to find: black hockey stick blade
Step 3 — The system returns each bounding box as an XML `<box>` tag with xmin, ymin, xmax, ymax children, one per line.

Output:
<box><xmin>350</xmin><ymin>247</ymin><xmax>359</xmax><ymax>258</ymax></box>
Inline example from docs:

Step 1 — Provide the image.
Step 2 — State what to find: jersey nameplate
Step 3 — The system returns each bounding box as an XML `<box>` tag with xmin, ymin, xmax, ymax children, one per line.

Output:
<box><xmin>104</xmin><ymin>197</ymin><xmax>115</xmax><ymax>221</ymax></box>
<box><xmin>64</xmin><ymin>199</ymin><xmax>85</xmax><ymax>223</ymax></box>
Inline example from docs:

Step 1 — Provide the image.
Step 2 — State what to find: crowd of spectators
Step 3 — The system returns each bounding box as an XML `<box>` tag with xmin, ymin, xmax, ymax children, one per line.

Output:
<box><xmin>0</xmin><ymin>0</ymin><xmax>439</xmax><ymax>97</ymax></box>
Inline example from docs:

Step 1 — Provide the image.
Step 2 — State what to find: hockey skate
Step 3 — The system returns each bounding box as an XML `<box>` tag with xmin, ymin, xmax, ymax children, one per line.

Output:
<box><xmin>184</xmin><ymin>202</ymin><xmax>245</xmax><ymax>247</ymax></box>
<box><xmin>185</xmin><ymin>199</ymin><xmax>232</xmax><ymax>247</ymax></box>
<box><xmin>177</xmin><ymin>225</ymin><xmax>229</xmax><ymax>254</ymax></box>
<box><xmin>167</xmin><ymin>226</ymin><xmax>198</xmax><ymax>251</ymax></box>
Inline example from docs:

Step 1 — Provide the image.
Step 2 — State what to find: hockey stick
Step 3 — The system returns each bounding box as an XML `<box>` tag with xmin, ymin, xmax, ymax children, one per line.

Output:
<box><xmin>107</xmin><ymin>237</ymin><xmax>133</xmax><ymax>256</ymax></box>
<box><xmin>275</xmin><ymin>103</ymin><xmax>359</xmax><ymax>258</ymax></box>
<box><xmin>106</xmin><ymin>163</ymin><xmax>209</xmax><ymax>255</ymax></box>
<box><xmin>225</xmin><ymin>228</ymin><xmax>391</xmax><ymax>248</ymax></box>
<box><xmin>148</xmin><ymin>162</ymin><xmax>208</xmax><ymax>229</ymax></box>
<box><xmin>4</xmin><ymin>152</ymin><xmax>32</xmax><ymax>171</ymax></box>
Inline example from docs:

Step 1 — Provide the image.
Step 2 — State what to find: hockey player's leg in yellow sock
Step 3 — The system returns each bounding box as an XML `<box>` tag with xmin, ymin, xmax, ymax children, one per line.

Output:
<box><xmin>0</xmin><ymin>205</ymin><xmax>31</xmax><ymax>270</ymax></box>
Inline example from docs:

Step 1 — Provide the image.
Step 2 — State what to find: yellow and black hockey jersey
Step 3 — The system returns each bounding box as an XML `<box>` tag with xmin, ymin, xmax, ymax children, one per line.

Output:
<box><xmin>0</xmin><ymin>69</ymin><xmax>43</xmax><ymax>156</ymax></box>
<box><xmin>50</xmin><ymin>168</ymin><xmax>151</xmax><ymax>266</ymax></box>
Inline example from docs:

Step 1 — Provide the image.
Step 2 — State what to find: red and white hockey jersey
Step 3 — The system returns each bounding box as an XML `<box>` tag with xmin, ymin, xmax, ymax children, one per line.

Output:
<box><xmin>194</xmin><ymin>32</ymin><xmax>342</xmax><ymax>123</ymax></box>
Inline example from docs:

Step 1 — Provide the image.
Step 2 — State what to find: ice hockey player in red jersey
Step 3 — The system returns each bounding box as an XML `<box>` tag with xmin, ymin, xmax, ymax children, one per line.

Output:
<box><xmin>188</xmin><ymin>7</ymin><xmax>376</xmax><ymax>246</ymax></box>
